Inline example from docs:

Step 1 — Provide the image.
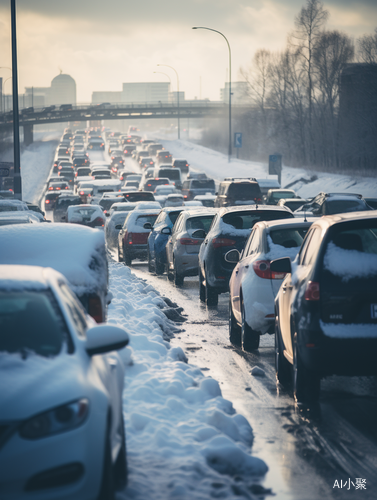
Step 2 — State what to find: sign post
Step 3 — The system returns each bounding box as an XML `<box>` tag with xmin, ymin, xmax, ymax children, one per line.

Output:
<box><xmin>234</xmin><ymin>133</ymin><xmax>242</xmax><ymax>159</ymax></box>
<box><xmin>268</xmin><ymin>154</ymin><xmax>282</xmax><ymax>185</ymax></box>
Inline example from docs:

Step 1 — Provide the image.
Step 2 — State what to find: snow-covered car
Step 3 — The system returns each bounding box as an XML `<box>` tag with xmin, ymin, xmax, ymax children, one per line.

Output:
<box><xmin>0</xmin><ymin>265</ymin><xmax>129</xmax><ymax>500</ymax></box>
<box><xmin>194</xmin><ymin>193</ymin><xmax>216</xmax><ymax>207</ymax></box>
<box><xmin>53</xmin><ymin>193</ymin><xmax>83</xmax><ymax>222</ymax></box>
<box><xmin>105</xmin><ymin>210</ymin><xmax>135</xmax><ymax>249</ymax></box>
<box><xmin>67</xmin><ymin>204</ymin><xmax>106</xmax><ymax>228</ymax></box>
<box><xmin>294</xmin><ymin>192</ymin><xmax>372</xmax><ymax>217</ymax></box>
<box><xmin>109</xmin><ymin>202</ymin><xmax>138</xmax><ymax>216</ymax></box>
<box><xmin>0</xmin><ymin>212</ymin><xmax>41</xmax><ymax>225</ymax></box>
<box><xmin>164</xmin><ymin>193</ymin><xmax>185</xmax><ymax>207</ymax></box>
<box><xmin>154</xmin><ymin>185</ymin><xmax>178</xmax><ymax>207</ymax></box>
<box><xmin>166</xmin><ymin>209</ymin><xmax>217</xmax><ymax>285</ymax></box>
<box><xmin>264</xmin><ymin>189</ymin><xmax>298</xmax><ymax>205</ymax></box>
<box><xmin>118</xmin><ymin>209</ymin><xmax>161</xmax><ymax>266</ymax></box>
<box><xmin>0</xmin><ymin>224</ymin><xmax>110</xmax><ymax>323</ymax></box>
<box><xmin>0</xmin><ymin>199</ymin><xmax>29</xmax><ymax>213</ymax></box>
<box><xmin>271</xmin><ymin>212</ymin><xmax>377</xmax><ymax>403</ymax></box>
<box><xmin>227</xmin><ymin>218</ymin><xmax>314</xmax><ymax>351</ymax></box>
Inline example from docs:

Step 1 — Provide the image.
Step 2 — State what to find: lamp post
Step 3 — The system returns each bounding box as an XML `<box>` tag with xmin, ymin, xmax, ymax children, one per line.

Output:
<box><xmin>2</xmin><ymin>76</ymin><xmax>12</xmax><ymax>113</ymax></box>
<box><xmin>192</xmin><ymin>26</ymin><xmax>232</xmax><ymax>162</ymax></box>
<box><xmin>11</xmin><ymin>0</ymin><xmax>22</xmax><ymax>200</ymax></box>
<box><xmin>157</xmin><ymin>64</ymin><xmax>180</xmax><ymax>139</ymax></box>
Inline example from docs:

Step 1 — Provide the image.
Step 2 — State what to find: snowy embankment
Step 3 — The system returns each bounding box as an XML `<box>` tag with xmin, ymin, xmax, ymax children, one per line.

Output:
<box><xmin>109</xmin><ymin>263</ymin><xmax>268</xmax><ymax>500</ymax></box>
<box><xmin>162</xmin><ymin>139</ymin><xmax>377</xmax><ymax>198</ymax></box>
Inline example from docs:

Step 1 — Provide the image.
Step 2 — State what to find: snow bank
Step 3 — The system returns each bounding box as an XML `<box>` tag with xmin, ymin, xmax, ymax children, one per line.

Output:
<box><xmin>108</xmin><ymin>263</ymin><xmax>268</xmax><ymax>500</ymax></box>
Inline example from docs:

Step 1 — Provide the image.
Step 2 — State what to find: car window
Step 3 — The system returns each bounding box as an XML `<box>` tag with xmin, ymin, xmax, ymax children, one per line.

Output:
<box><xmin>222</xmin><ymin>210</ymin><xmax>292</xmax><ymax>230</ymax></box>
<box><xmin>268</xmin><ymin>227</ymin><xmax>308</xmax><ymax>249</ymax></box>
<box><xmin>301</xmin><ymin>228</ymin><xmax>322</xmax><ymax>266</ymax></box>
<box><xmin>325</xmin><ymin>200</ymin><xmax>365</xmax><ymax>215</ymax></box>
<box><xmin>135</xmin><ymin>214</ymin><xmax>158</xmax><ymax>227</ymax></box>
<box><xmin>243</xmin><ymin>229</ymin><xmax>256</xmax><ymax>257</ymax></box>
<box><xmin>59</xmin><ymin>283</ymin><xmax>88</xmax><ymax>338</ymax></box>
<box><xmin>186</xmin><ymin>215</ymin><xmax>215</xmax><ymax>232</ymax></box>
<box><xmin>172</xmin><ymin>214</ymin><xmax>183</xmax><ymax>233</ymax></box>
<box><xmin>0</xmin><ymin>290</ymin><xmax>72</xmax><ymax>356</ymax></box>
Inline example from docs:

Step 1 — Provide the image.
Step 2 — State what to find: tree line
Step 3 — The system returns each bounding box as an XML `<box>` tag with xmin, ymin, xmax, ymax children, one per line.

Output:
<box><xmin>201</xmin><ymin>0</ymin><xmax>377</xmax><ymax>174</ymax></box>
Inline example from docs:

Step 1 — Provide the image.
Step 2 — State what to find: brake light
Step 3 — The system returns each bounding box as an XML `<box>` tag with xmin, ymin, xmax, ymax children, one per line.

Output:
<box><xmin>75</xmin><ymin>172</ymin><xmax>78</xmax><ymax>176</ymax></box>
<box><xmin>48</xmin><ymin>186</ymin><xmax>53</xmax><ymax>190</ymax></box>
<box><xmin>180</xmin><ymin>238</ymin><xmax>200</xmax><ymax>245</ymax></box>
<box><xmin>80</xmin><ymin>191</ymin><xmax>84</xmax><ymax>195</ymax></box>
<box><xmin>126</xmin><ymin>232</ymin><xmax>132</xmax><ymax>245</ymax></box>
<box><xmin>120</xmin><ymin>176</ymin><xmax>123</xmax><ymax>180</ymax></box>
<box><xmin>124</xmin><ymin>150</ymin><xmax>128</xmax><ymax>154</ymax></box>
<box><xmin>305</xmin><ymin>281</ymin><xmax>320</xmax><ymax>301</ymax></box>
<box><xmin>88</xmin><ymin>296</ymin><xmax>103</xmax><ymax>323</ymax></box>
<box><xmin>212</xmin><ymin>238</ymin><xmax>236</xmax><ymax>249</ymax></box>
<box><xmin>65</xmin><ymin>186</ymin><xmax>69</xmax><ymax>189</ymax></box>
<box><xmin>45</xmin><ymin>199</ymin><xmax>50</xmax><ymax>204</ymax></box>
<box><xmin>254</xmin><ymin>197</ymin><xmax>262</xmax><ymax>203</ymax></box>
<box><xmin>184</xmin><ymin>195</ymin><xmax>187</xmax><ymax>199</ymax></box>
<box><xmin>252</xmin><ymin>260</ymin><xmax>286</xmax><ymax>280</ymax></box>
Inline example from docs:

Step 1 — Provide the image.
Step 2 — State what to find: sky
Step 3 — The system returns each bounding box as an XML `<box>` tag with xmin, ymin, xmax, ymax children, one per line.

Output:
<box><xmin>0</xmin><ymin>0</ymin><xmax>376</xmax><ymax>103</ymax></box>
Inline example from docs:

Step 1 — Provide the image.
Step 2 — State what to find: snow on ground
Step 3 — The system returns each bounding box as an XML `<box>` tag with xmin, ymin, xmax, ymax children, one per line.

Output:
<box><xmin>161</xmin><ymin>139</ymin><xmax>377</xmax><ymax>198</ymax></box>
<box><xmin>108</xmin><ymin>263</ymin><xmax>268</xmax><ymax>500</ymax></box>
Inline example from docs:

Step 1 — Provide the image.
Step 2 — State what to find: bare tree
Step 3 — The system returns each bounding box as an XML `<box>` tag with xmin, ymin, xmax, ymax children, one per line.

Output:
<box><xmin>357</xmin><ymin>29</ymin><xmax>377</xmax><ymax>64</ymax></box>
<box><xmin>289</xmin><ymin>0</ymin><xmax>329</xmax><ymax>161</ymax></box>
<box><xmin>240</xmin><ymin>49</ymin><xmax>271</xmax><ymax>113</ymax></box>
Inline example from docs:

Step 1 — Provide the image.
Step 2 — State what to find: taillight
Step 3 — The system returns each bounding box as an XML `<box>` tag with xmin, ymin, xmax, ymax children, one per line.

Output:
<box><xmin>45</xmin><ymin>199</ymin><xmax>50</xmax><ymax>204</ymax></box>
<box><xmin>254</xmin><ymin>197</ymin><xmax>262</xmax><ymax>203</ymax></box>
<box><xmin>212</xmin><ymin>238</ymin><xmax>236</xmax><ymax>249</ymax></box>
<box><xmin>252</xmin><ymin>260</ymin><xmax>287</xmax><ymax>280</ymax></box>
<box><xmin>93</xmin><ymin>216</ymin><xmax>105</xmax><ymax>226</ymax></box>
<box><xmin>48</xmin><ymin>186</ymin><xmax>53</xmax><ymax>190</ymax></box>
<box><xmin>88</xmin><ymin>296</ymin><xmax>103</xmax><ymax>323</ymax></box>
<box><xmin>120</xmin><ymin>176</ymin><xmax>123</xmax><ymax>180</ymax></box>
<box><xmin>80</xmin><ymin>191</ymin><xmax>84</xmax><ymax>195</ymax></box>
<box><xmin>179</xmin><ymin>238</ymin><xmax>200</xmax><ymax>245</ymax></box>
<box><xmin>75</xmin><ymin>172</ymin><xmax>78</xmax><ymax>177</ymax></box>
<box><xmin>305</xmin><ymin>281</ymin><xmax>320</xmax><ymax>301</ymax></box>
<box><xmin>124</xmin><ymin>231</ymin><xmax>132</xmax><ymax>244</ymax></box>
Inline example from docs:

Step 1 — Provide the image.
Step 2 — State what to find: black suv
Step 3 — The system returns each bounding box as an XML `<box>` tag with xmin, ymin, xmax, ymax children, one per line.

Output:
<box><xmin>181</xmin><ymin>178</ymin><xmax>216</xmax><ymax>201</ymax></box>
<box><xmin>214</xmin><ymin>178</ymin><xmax>262</xmax><ymax>208</ymax></box>
<box><xmin>272</xmin><ymin>212</ymin><xmax>377</xmax><ymax>403</ymax></box>
<box><xmin>198</xmin><ymin>205</ymin><xmax>294</xmax><ymax>305</ymax></box>
<box><xmin>295</xmin><ymin>192</ymin><xmax>371</xmax><ymax>216</ymax></box>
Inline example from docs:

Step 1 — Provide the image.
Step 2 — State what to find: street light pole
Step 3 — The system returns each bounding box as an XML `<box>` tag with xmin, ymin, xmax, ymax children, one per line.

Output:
<box><xmin>157</xmin><ymin>64</ymin><xmax>180</xmax><ymax>140</ymax></box>
<box><xmin>192</xmin><ymin>26</ymin><xmax>232</xmax><ymax>162</ymax></box>
<box><xmin>153</xmin><ymin>71</ymin><xmax>172</xmax><ymax>88</ymax></box>
<box><xmin>11</xmin><ymin>0</ymin><xmax>22</xmax><ymax>200</ymax></box>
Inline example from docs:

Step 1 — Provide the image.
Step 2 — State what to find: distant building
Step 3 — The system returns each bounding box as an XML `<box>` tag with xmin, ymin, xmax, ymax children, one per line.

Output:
<box><xmin>50</xmin><ymin>73</ymin><xmax>76</xmax><ymax>106</ymax></box>
<box><xmin>92</xmin><ymin>91</ymin><xmax>122</xmax><ymax>104</ymax></box>
<box><xmin>338</xmin><ymin>63</ymin><xmax>377</xmax><ymax>170</ymax></box>
<box><xmin>221</xmin><ymin>82</ymin><xmax>248</xmax><ymax>104</ymax></box>
<box><xmin>24</xmin><ymin>87</ymin><xmax>50</xmax><ymax>108</ymax></box>
<box><xmin>122</xmin><ymin>82</ymin><xmax>170</xmax><ymax>104</ymax></box>
<box><xmin>169</xmin><ymin>91</ymin><xmax>185</xmax><ymax>103</ymax></box>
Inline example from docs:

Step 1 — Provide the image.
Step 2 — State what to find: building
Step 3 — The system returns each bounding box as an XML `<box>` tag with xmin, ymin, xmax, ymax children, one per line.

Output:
<box><xmin>92</xmin><ymin>91</ymin><xmax>122</xmax><ymax>104</ymax></box>
<box><xmin>50</xmin><ymin>73</ymin><xmax>76</xmax><ymax>106</ymax></box>
<box><xmin>122</xmin><ymin>82</ymin><xmax>170</xmax><ymax>104</ymax></box>
<box><xmin>220</xmin><ymin>82</ymin><xmax>249</xmax><ymax>104</ymax></box>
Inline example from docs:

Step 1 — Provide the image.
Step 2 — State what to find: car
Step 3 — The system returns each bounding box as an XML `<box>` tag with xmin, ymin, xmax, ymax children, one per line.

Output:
<box><xmin>0</xmin><ymin>264</ymin><xmax>129</xmax><ymax>500</ymax></box>
<box><xmin>198</xmin><ymin>205</ymin><xmax>295</xmax><ymax>306</ymax></box>
<box><xmin>48</xmin><ymin>181</ymin><xmax>70</xmax><ymax>192</ymax></box>
<box><xmin>58</xmin><ymin>169</ymin><xmax>75</xmax><ymax>187</ymax></box>
<box><xmin>277</xmin><ymin>198</ymin><xmax>309</xmax><ymax>212</ymax></box>
<box><xmin>228</xmin><ymin>218</ymin><xmax>314</xmax><ymax>351</ymax></box>
<box><xmin>118</xmin><ymin>171</ymin><xmax>140</xmax><ymax>183</ymax></box>
<box><xmin>73</xmin><ymin>156</ymin><xmax>90</xmax><ymax>169</ymax></box>
<box><xmin>271</xmin><ymin>212</ymin><xmax>377</xmax><ymax>404</ymax></box>
<box><xmin>171</xmin><ymin>158</ymin><xmax>189</xmax><ymax>174</ymax></box>
<box><xmin>53</xmin><ymin>193</ymin><xmax>83</xmax><ymax>222</ymax></box>
<box><xmin>294</xmin><ymin>192</ymin><xmax>372</xmax><ymax>217</ymax></box>
<box><xmin>57</xmin><ymin>161</ymin><xmax>74</xmax><ymax>171</ymax></box>
<box><xmin>256</xmin><ymin>178</ymin><xmax>281</xmax><ymax>197</ymax></box>
<box><xmin>121</xmin><ymin>191</ymin><xmax>155</xmax><ymax>203</ymax></box>
<box><xmin>154</xmin><ymin>185</ymin><xmax>178</xmax><ymax>207</ymax></box>
<box><xmin>123</xmin><ymin>180</ymin><xmax>140</xmax><ymax>190</ymax></box>
<box><xmin>156</xmin><ymin>150</ymin><xmax>172</xmax><ymax>165</ymax></box>
<box><xmin>147</xmin><ymin>143</ymin><xmax>163</xmax><ymax>156</ymax></box>
<box><xmin>44</xmin><ymin>191</ymin><xmax>62</xmax><ymax>211</ymax></box>
<box><xmin>140</xmin><ymin>139</ymin><xmax>155</xmax><ymax>149</ymax></box>
<box><xmin>87</xmin><ymin>138</ymin><xmax>105</xmax><ymax>150</ymax></box>
<box><xmin>0</xmin><ymin>223</ymin><xmax>111</xmax><ymax>322</ymax></box>
<box><xmin>140</xmin><ymin>157</ymin><xmax>155</xmax><ymax>169</ymax></box>
<box><xmin>75</xmin><ymin>166</ymin><xmax>92</xmax><ymax>178</ymax></box>
<box><xmin>0</xmin><ymin>189</ymin><xmax>15</xmax><ymax>199</ymax></box>
<box><xmin>123</xmin><ymin>144</ymin><xmax>136</xmax><ymax>156</ymax></box>
<box><xmin>105</xmin><ymin>209</ymin><xmax>137</xmax><ymax>248</ymax></box>
<box><xmin>118</xmin><ymin>209</ymin><xmax>161</xmax><ymax>266</ymax></box>
<box><xmin>194</xmin><ymin>194</ymin><xmax>216</xmax><ymax>207</ymax></box>
<box><xmin>153</xmin><ymin>166</ymin><xmax>182</xmax><ymax>190</ymax></box>
<box><xmin>165</xmin><ymin>193</ymin><xmax>185</xmax><ymax>207</ymax></box>
<box><xmin>109</xmin><ymin>202</ymin><xmax>138</xmax><ymax>216</ymax></box>
<box><xmin>0</xmin><ymin>199</ymin><xmax>29</xmax><ymax>213</ymax></box>
<box><xmin>0</xmin><ymin>212</ymin><xmax>41</xmax><ymax>225</ymax></box>
<box><xmin>77</xmin><ymin>187</ymin><xmax>93</xmax><ymax>204</ymax></box>
<box><xmin>142</xmin><ymin>178</ymin><xmax>171</xmax><ymax>192</ymax></box>
<box><xmin>135</xmin><ymin>151</ymin><xmax>150</xmax><ymax>163</ymax></box>
<box><xmin>147</xmin><ymin>207</ymin><xmax>186</xmax><ymax>275</ymax></box>
<box><xmin>98</xmin><ymin>195</ymin><xmax>125</xmax><ymax>217</ymax></box>
<box><xmin>264</xmin><ymin>189</ymin><xmax>298</xmax><ymax>205</ymax></box>
<box><xmin>92</xmin><ymin>170</ymin><xmax>112</xmax><ymax>180</ymax></box>
<box><xmin>166</xmin><ymin>209</ymin><xmax>217</xmax><ymax>285</ymax></box>
<box><xmin>181</xmin><ymin>177</ymin><xmax>216</xmax><ymax>201</ymax></box>
<box><xmin>47</xmin><ymin>176</ymin><xmax>62</xmax><ymax>187</ymax></box>
<box><xmin>59</xmin><ymin>103</ymin><xmax>73</xmax><ymax>111</ymax></box>
<box><xmin>214</xmin><ymin>178</ymin><xmax>263</xmax><ymax>208</ymax></box>
<box><xmin>67</xmin><ymin>204</ymin><xmax>106</xmax><ymax>228</ymax></box>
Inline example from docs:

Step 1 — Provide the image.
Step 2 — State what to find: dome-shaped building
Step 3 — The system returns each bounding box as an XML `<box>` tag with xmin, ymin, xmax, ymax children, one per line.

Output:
<box><xmin>49</xmin><ymin>73</ymin><xmax>76</xmax><ymax>106</ymax></box>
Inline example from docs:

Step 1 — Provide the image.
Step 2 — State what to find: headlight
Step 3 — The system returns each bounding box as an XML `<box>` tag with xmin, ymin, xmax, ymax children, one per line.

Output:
<box><xmin>19</xmin><ymin>399</ymin><xmax>89</xmax><ymax>440</ymax></box>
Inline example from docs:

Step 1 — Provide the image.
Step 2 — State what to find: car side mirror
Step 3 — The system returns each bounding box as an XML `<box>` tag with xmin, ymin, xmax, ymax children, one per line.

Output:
<box><xmin>115</xmin><ymin>224</ymin><xmax>123</xmax><ymax>230</ymax></box>
<box><xmin>105</xmin><ymin>212</ymin><xmax>110</xmax><ymax>217</ymax></box>
<box><xmin>143</xmin><ymin>222</ymin><xmax>153</xmax><ymax>230</ymax></box>
<box><xmin>85</xmin><ymin>324</ymin><xmax>129</xmax><ymax>356</ymax></box>
<box><xmin>270</xmin><ymin>257</ymin><xmax>292</xmax><ymax>274</ymax></box>
<box><xmin>161</xmin><ymin>226</ymin><xmax>171</xmax><ymax>235</ymax></box>
<box><xmin>224</xmin><ymin>249</ymin><xmax>240</xmax><ymax>263</ymax></box>
<box><xmin>191</xmin><ymin>229</ymin><xmax>206</xmax><ymax>239</ymax></box>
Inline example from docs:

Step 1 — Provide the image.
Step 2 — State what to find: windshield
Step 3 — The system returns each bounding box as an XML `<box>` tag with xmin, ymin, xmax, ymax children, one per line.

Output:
<box><xmin>0</xmin><ymin>290</ymin><xmax>70</xmax><ymax>357</ymax></box>
<box><xmin>191</xmin><ymin>180</ymin><xmax>215</xmax><ymax>189</ymax></box>
<box><xmin>271</xmin><ymin>191</ymin><xmax>295</xmax><ymax>199</ymax></box>
<box><xmin>222</xmin><ymin>210</ymin><xmax>293</xmax><ymax>230</ymax></box>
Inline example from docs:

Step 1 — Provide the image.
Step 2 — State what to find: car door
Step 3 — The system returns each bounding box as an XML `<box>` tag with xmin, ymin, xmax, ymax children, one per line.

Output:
<box><xmin>166</xmin><ymin>214</ymin><xmax>183</xmax><ymax>271</ymax></box>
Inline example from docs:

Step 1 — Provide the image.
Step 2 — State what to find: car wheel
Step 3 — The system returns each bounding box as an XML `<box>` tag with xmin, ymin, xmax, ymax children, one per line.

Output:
<box><xmin>113</xmin><ymin>412</ymin><xmax>128</xmax><ymax>490</ymax></box>
<box><xmin>293</xmin><ymin>332</ymin><xmax>320</xmax><ymax>403</ymax></box>
<box><xmin>275</xmin><ymin>318</ymin><xmax>291</xmax><ymax>386</ymax></box>
<box><xmin>97</xmin><ymin>426</ymin><xmax>115</xmax><ymax>500</ymax></box>
<box><xmin>155</xmin><ymin>260</ymin><xmax>165</xmax><ymax>275</ymax></box>
<box><xmin>241</xmin><ymin>300</ymin><xmax>260</xmax><ymax>351</ymax></box>
<box><xmin>229</xmin><ymin>295</ymin><xmax>241</xmax><ymax>346</ymax></box>
<box><xmin>124</xmin><ymin>251</ymin><xmax>132</xmax><ymax>267</ymax></box>
<box><xmin>173</xmin><ymin>260</ymin><xmax>184</xmax><ymax>286</ymax></box>
<box><xmin>206</xmin><ymin>282</ymin><xmax>218</xmax><ymax>306</ymax></box>
<box><xmin>199</xmin><ymin>270</ymin><xmax>206</xmax><ymax>303</ymax></box>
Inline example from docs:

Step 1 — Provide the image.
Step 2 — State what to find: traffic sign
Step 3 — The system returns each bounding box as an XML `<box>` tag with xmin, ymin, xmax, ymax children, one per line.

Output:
<box><xmin>234</xmin><ymin>133</ymin><xmax>242</xmax><ymax>148</ymax></box>
<box><xmin>268</xmin><ymin>154</ymin><xmax>282</xmax><ymax>184</ymax></box>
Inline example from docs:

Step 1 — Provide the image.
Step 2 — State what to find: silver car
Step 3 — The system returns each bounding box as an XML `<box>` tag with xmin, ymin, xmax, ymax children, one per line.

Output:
<box><xmin>166</xmin><ymin>208</ymin><xmax>217</xmax><ymax>285</ymax></box>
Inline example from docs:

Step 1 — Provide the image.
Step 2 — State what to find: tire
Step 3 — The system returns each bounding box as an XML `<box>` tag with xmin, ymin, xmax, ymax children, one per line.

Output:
<box><xmin>206</xmin><ymin>282</ymin><xmax>218</xmax><ymax>306</ymax></box>
<box><xmin>229</xmin><ymin>296</ymin><xmax>241</xmax><ymax>346</ymax></box>
<box><xmin>241</xmin><ymin>300</ymin><xmax>260</xmax><ymax>351</ymax></box>
<box><xmin>174</xmin><ymin>261</ymin><xmax>184</xmax><ymax>286</ymax></box>
<box><xmin>124</xmin><ymin>251</ymin><xmax>132</xmax><ymax>267</ymax></box>
<box><xmin>155</xmin><ymin>260</ymin><xmax>165</xmax><ymax>275</ymax></box>
<box><xmin>199</xmin><ymin>271</ymin><xmax>206</xmax><ymax>303</ymax></box>
<box><xmin>97</xmin><ymin>426</ymin><xmax>115</xmax><ymax>500</ymax></box>
<box><xmin>275</xmin><ymin>318</ymin><xmax>291</xmax><ymax>386</ymax></box>
<box><xmin>293</xmin><ymin>332</ymin><xmax>320</xmax><ymax>403</ymax></box>
<box><xmin>113</xmin><ymin>413</ymin><xmax>128</xmax><ymax>490</ymax></box>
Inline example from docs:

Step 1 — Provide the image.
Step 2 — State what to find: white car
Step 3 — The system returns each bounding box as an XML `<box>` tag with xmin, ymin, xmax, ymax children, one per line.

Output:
<box><xmin>227</xmin><ymin>218</ymin><xmax>314</xmax><ymax>350</ymax></box>
<box><xmin>0</xmin><ymin>265</ymin><xmax>129</xmax><ymax>500</ymax></box>
<box><xmin>67</xmin><ymin>204</ymin><xmax>106</xmax><ymax>228</ymax></box>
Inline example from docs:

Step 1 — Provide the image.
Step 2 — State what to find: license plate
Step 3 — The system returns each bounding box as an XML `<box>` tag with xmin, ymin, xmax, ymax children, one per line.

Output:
<box><xmin>371</xmin><ymin>304</ymin><xmax>377</xmax><ymax>319</ymax></box>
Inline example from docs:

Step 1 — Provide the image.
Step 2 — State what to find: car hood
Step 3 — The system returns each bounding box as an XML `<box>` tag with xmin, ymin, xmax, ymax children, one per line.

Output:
<box><xmin>0</xmin><ymin>351</ymin><xmax>87</xmax><ymax>420</ymax></box>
